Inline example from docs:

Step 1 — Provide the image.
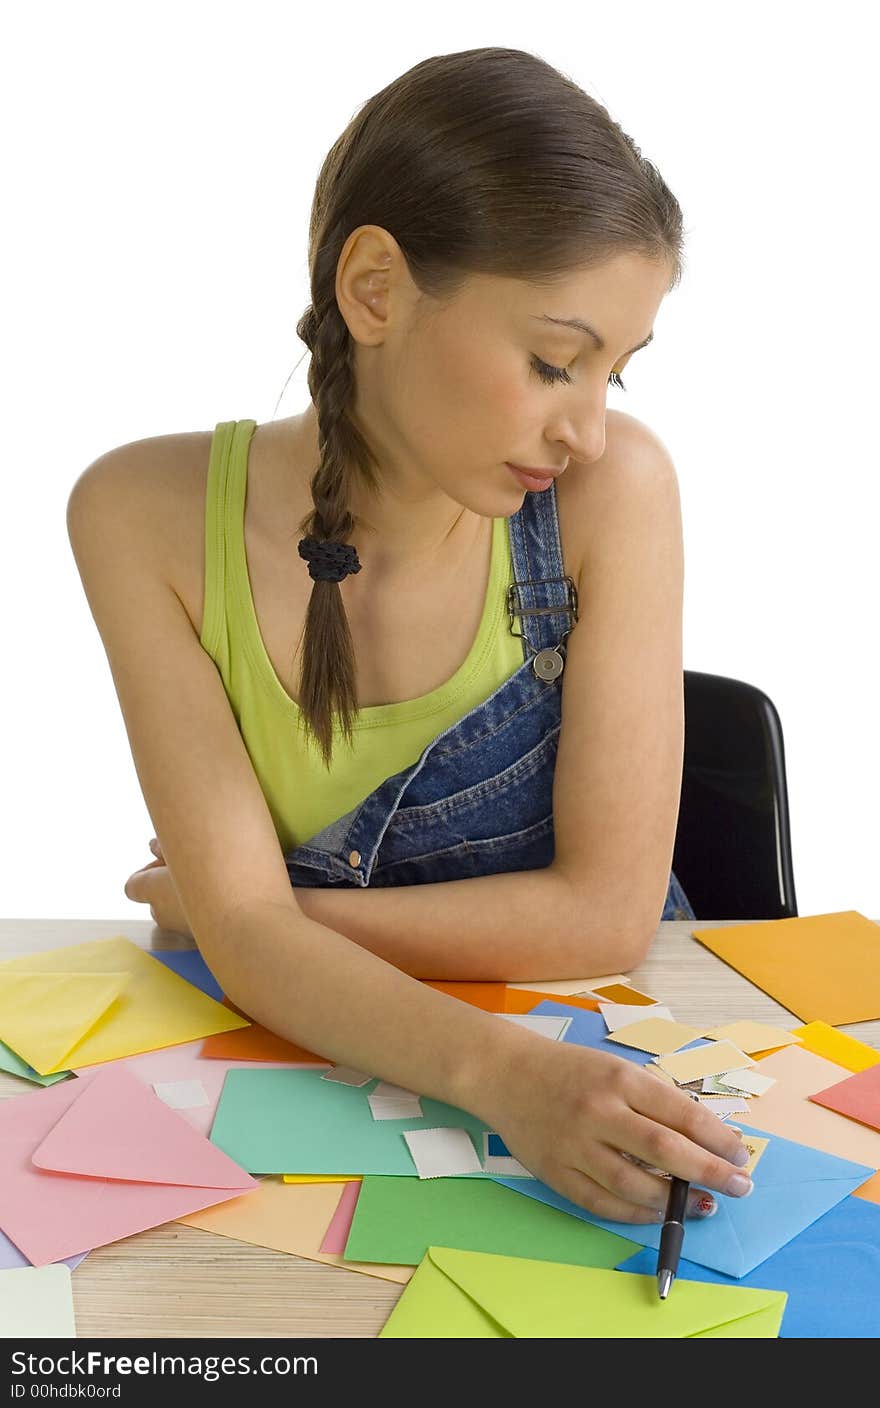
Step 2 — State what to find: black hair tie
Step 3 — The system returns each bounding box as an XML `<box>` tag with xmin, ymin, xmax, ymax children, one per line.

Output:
<box><xmin>297</xmin><ymin>537</ymin><xmax>362</xmax><ymax>583</ymax></box>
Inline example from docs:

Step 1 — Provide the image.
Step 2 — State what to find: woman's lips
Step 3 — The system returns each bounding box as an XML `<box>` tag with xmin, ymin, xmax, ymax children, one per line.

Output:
<box><xmin>506</xmin><ymin>463</ymin><xmax>557</xmax><ymax>491</ymax></box>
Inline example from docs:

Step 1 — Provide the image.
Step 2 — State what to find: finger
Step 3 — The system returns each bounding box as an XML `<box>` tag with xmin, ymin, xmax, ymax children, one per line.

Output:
<box><xmin>582</xmin><ymin>1145</ymin><xmax>719</xmax><ymax>1219</ymax></box>
<box><xmin>552</xmin><ymin>1161</ymin><xmax>676</xmax><ymax>1225</ymax></box>
<box><xmin>609</xmin><ymin>1108</ymin><xmax>753</xmax><ymax>1199</ymax></box>
<box><xmin>124</xmin><ymin>863</ymin><xmax>165</xmax><ymax>900</ymax></box>
<box><xmin>632</xmin><ymin>1071</ymin><xmax>752</xmax><ymax>1166</ymax></box>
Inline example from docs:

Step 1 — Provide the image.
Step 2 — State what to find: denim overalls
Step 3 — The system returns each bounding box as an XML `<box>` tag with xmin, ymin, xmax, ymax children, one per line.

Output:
<box><xmin>282</xmin><ymin>481</ymin><xmax>695</xmax><ymax>923</ymax></box>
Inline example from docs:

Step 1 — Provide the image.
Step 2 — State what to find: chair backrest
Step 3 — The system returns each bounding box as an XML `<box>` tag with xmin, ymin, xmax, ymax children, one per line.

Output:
<box><xmin>672</xmin><ymin>670</ymin><xmax>798</xmax><ymax>920</ymax></box>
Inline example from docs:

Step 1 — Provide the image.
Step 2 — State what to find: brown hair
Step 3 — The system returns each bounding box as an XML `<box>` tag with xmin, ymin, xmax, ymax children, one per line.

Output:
<box><xmin>294</xmin><ymin>46</ymin><xmax>685</xmax><ymax>769</ymax></box>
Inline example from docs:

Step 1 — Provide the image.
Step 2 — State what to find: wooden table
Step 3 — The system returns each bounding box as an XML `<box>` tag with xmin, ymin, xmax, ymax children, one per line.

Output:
<box><xmin>2</xmin><ymin>917</ymin><xmax>877</xmax><ymax>1339</ymax></box>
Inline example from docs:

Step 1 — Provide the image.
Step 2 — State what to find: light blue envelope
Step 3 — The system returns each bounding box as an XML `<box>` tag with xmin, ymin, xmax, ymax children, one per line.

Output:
<box><xmin>616</xmin><ymin>1195</ymin><xmax>880</xmax><ymax>1337</ymax></box>
<box><xmin>492</xmin><ymin>1124</ymin><xmax>876</xmax><ymax>1278</ymax></box>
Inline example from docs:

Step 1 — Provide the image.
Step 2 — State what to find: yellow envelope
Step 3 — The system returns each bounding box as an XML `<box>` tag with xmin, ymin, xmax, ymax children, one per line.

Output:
<box><xmin>692</xmin><ymin>912</ymin><xmax>880</xmax><ymax>1025</ymax></box>
<box><xmin>657</xmin><ymin>1040</ymin><xmax>754</xmax><ymax>1085</ymax></box>
<box><xmin>607</xmin><ymin>1017</ymin><xmax>704</xmax><ymax>1056</ymax></box>
<box><xmin>0</xmin><ymin>938</ymin><xmax>249</xmax><ymax>1072</ymax></box>
<box><xmin>745</xmin><ymin>1045</ymin><xmax>880</xmax><ymax>1170</ymax></box>
<box><xmin>177</xmin><ymin>1177</ymin><xmax>412</xmax><ymax>1283</ymax></box>
<box><xmin>379</xmin><ymin>1248</ymin><xmax>786</xmax><ymax>1337</ymax></box>
<box><xmin>790</xmin><ymin>1021</ymin><xmax>880</xmax><ymax>1074</ymax></box>
<box><xmin>282</xmin><ymin>1176</ymin><xmax>361</xmax><ymax>1185</ymax></box>
<box><xmin>0</xmin><ymin>971</ymin><xmax>129</xmax><ymax>1075</ymax></box>
<box><xmin>702</xmin><ymin>1021</ymin><xmax>802</xmax><ymax>1055</ymax></box>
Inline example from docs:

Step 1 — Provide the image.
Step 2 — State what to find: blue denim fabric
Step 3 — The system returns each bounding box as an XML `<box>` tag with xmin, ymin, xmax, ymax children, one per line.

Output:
<box><xmin>283</xmin><ymin>482</ymin><xmax>695</xmax><ymax>923</ymax></box>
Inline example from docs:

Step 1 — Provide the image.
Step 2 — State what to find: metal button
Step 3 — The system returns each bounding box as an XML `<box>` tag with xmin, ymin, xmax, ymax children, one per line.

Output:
<box><xmin>348</xmin><ymin>850</ymin><xmax>362</xmax><ymax>868</ymax></box>
<box><xmin>533</xmin><ymin>647</ymin><xmax>564</xmax><ymax>681</ymax></box>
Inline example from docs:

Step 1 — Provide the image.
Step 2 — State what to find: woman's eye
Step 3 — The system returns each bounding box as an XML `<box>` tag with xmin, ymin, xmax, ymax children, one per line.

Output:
<box><xmin>529</xmin><ymin>356</ymin><xmax>626</xmax><ymax>391</ymax></box>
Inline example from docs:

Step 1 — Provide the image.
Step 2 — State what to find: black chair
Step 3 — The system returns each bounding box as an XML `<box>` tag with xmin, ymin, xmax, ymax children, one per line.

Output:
<box><xmin>672</xmin><ymin>670</ymin><xmax>798</xmax><ymax>920</ymax></box>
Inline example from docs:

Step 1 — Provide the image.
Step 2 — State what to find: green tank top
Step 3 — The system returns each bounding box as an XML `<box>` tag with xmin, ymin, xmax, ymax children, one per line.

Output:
<box><xmin>199</xmin><ymin>420</ymin><xmax>525</xmax><ymax>852</ymax></box>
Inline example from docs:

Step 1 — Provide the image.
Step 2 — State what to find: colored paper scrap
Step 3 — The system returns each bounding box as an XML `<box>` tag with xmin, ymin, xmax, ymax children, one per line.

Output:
<box><xmin>379</xmin><ymin>1248</ymin><xmax>786</xmax><ymax>1338</ymax></box>
<box><xmin>591</xmin><ymin>982</ymin><xmax>657</xmax><ymax>1006</ymax></box>
<box><xmin>702</xmin><ymin>1021</ymin><xmax>802</xmax><ymax>1054</ymax></box>
<box><xmin>498</xmin><ymin>1013</ymin><xmax>571</xmax><ymax>1040</ymax></box>
<box><xmin>152</xmin><ymin>1079</ymin><xmax>210</xmax><ymax>1111</ymax></box>
<box><xmin>403</xmin><ymin>1128</ymin><xmax>482</xmax><ymax>1179</ymax></box>
<box><xmin>692</xmin><ymin>912</ymin><xmax>880</xmax><ymax>1025</ymax></box>
<box><xmin>607</xmin><ymin>1017</ymin><xmax>704</xmax><ymax>1056</ymax></box>
<box><xmin>0</xmin><ymin>936</ymin><xmax>249</xmax><ymax>1071</ymax></box>
<box><xmin>481</xmin><ymin>1132</ymin><xmax>531</xmax><ymax>1177</ymax></box>
<box><xmin>709</xmin><ymin>1067</ymin><xmax>776</xmax><ymax>1097</ymax></box>
<box><xmin>505</xmin><ymin>976</ymin><xmax>629</xmax><ymax>995</ymax></box>
<box><xmin>599</xmin><ymin>1002</ymin><xmax>672</xmax><ymax>1032</ymax></box>
<box><xmin>321</xmin><ymin>1066</ymin><xmax>373</xmax><ymax>1087</ymax></box>
<box><xmin>657</xmin><ymin>1041</ymin><xmax>755</xmax><ymax>1085</ymax></box>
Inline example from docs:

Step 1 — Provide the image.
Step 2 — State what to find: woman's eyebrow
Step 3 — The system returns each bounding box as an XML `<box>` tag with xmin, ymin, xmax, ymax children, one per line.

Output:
<box><xmin>530</xmin><ymin>313</ymin><xmax>654</xmax><ymax>358</ymax></box>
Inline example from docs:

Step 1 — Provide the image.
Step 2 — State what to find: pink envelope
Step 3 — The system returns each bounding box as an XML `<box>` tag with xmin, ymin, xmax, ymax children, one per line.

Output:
<box><xmin>0</xmin><ymin>1065</ymin><xmax>257</xmax><ymax>1266</ymax></box>
<box><xmin>810</xmin><ymin>1064</ymin><xmax>880</xmax><ymax>1131</ymax></box>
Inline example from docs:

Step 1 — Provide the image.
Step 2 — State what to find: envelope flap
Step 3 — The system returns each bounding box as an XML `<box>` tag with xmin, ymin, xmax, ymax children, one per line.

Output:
<box><xmin>31</xmin><ymin>1065</ymin><xmax>256</xmax><ymax>1189</ymax></box>
<box><xmin>0</xmin><ymin>971</ymin><xmax>130</xmax><ymax>1075</ymax></box>
<box><xmin>427</xmin><ymin>1248</ymin><xmax>784</xmax><ymax>1336</ymax></box>
<box><xmin>731</xmin><ymin>1122</ymin><xmax>877</xmax><ymax>1187</ymax></box>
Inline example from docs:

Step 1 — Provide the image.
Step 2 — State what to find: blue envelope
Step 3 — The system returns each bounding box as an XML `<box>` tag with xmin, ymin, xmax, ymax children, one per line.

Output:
<box><xmin>492</xmin><ymin>1124</ymin><xmax>875</xmax><ymax>1278</ymax></box>
<box><xmin>616</xmin><ymin>1195</ymin><xmax>880</xmax><ymax>1337</ymax></box>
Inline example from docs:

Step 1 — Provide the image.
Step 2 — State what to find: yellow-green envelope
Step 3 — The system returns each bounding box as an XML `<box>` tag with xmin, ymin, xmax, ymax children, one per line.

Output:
<box><xmin>0</xmin><ymin>937</ymin><xmax>249</xmax><ymax>1072</ymax></box>
<box><xmin>379</xmin><ymin>1248</ymin><xmax>787</xmax><ymax>1338</ymax></box>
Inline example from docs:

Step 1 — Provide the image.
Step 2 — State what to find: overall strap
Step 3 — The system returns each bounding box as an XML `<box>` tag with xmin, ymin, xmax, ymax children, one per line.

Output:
<box><xmin>506</xmin><ymin>482</ymin><xmax>579</xmax><ymax>665</ymax></box>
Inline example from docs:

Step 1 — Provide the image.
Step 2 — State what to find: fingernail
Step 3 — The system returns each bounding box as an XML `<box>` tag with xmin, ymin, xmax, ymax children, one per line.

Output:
<box><xmin>726</xmin><ymin>1172</ymin><xmax>753</xmax><ymax>1197</ymax></box>
<box><xmin>692</xmin><ymin>1195</ymin><xmax>717</xmax><ymax>1218</ymax></box>
<box><xmin>732</xmin><ymin>1143</ymin><xmax>752</xmax><ymax>1167</ymax></box>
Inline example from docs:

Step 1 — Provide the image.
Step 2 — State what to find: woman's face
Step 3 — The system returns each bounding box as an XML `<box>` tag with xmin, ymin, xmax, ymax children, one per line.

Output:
<box><xmin>346</xmin><ymin>242</ymin><xmax>673</xmax><ymax>523</ymax></box>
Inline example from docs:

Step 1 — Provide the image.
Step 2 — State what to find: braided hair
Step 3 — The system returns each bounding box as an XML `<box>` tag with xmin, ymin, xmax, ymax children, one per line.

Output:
<box><xmin>291</xmin><ymin>46</ymin><xmax>685</xmax><ymax>769</ymax></box>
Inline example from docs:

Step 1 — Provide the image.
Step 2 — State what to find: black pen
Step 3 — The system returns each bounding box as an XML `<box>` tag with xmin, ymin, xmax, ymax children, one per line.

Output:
<box><xmin>657</xmin><ymin>1176</ymin><xmax>689</xmax><ymax>1299</ymax></box>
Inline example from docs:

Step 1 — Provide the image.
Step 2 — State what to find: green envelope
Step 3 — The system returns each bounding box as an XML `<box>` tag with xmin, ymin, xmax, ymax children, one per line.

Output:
<box><xmin>379</xmin><ymin>1247</ymin><xmax>787</xmax><ymax>1338</ymax></box>
<box><xmin>345</xmin><ymin>1175</ymin><xmax>639</xmax><ymax>1268</ymax></box>
<box><xmin>0</xmin><ymin>1039</ymin><xmax>71</xmax><ymax>1086</ymax></box>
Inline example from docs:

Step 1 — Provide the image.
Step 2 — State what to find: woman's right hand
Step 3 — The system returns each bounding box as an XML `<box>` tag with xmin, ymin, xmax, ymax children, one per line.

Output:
<box><xmin>482</xmin><ymin>1036</ymin><xmax>754</xmax><ymax>1224</ymax></box>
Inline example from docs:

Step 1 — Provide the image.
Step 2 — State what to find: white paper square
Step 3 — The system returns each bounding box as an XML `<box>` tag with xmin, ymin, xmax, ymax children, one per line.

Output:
<box><xmin>481</xmin><ymin>1131</ymin><xmax>532</xmax><ymax>1177</ymax></box>
<box><xmin>403</xmin><ymin>1127</ymin><xmax>482</xmax><ymax>1179</ymax></box>
<box><xmin>152</xmin><ymin>1079</ymin><xmax>210</xmax><ymax>1110</ymax></box>
<box><xmin>371</xmin><ymin>1081</ymin><xmax>420</xmax><ymax>1100</ymax></box>
<box><xmin>718</xmin><ymin>1066</ymin><xmax>776</xmax><ymax>1096</ymax></box>
<box><xmin>599</xmin><ymin>1001</ymin><xmax>672</xmax><ymax>1032</ymax></box>
<box><xmin>368</xmin><ymin>1094</ymin><xmax>424</xmax><ymax>1121</ymax></box>
<box><xmin>498</xmin><ymin>1013</ymin><xmax>572</xmax><ymax>1041</ymax></box>
<box><xmin>320</xmin><ymin>1066</ymin><xmax>373</xmax><ymax>1087</ymax></box>
<box><xmin>697</xmin><ymin>1095</ymin><xmax>751</xmax><ymax>1119</ymax></box>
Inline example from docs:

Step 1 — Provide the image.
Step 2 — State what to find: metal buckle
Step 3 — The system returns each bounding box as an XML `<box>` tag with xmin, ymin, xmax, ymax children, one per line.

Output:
<box><xmin>507</xmin><ymin>575</ymin><xmax>579</xmax><ymax>645</ymax></box>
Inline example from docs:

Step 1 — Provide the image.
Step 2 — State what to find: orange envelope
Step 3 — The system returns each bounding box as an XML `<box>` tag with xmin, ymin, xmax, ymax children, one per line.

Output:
<box><xmin>809</xmin><ymin>1065</ymin><xmax>880</xmax><ymax>1132</ymax></box>
<box><xmin>502</xmin><ymin>989</ymin><xmax>600</xmax><ymax>1015</ymax></box>
<box><xmin>200</xmin><ymin>999</ymin><xmax>330</xmax><ymax>1063</ymax></box>
<box><xmin>201</xmin><ymin>981</ymin><xmax>511</xmax><ymax>1061</ymax></box>
<box><xmin>692</xmin><ymin>911</ymin><xmax>880</xmax><ymax>1025</ymax></box>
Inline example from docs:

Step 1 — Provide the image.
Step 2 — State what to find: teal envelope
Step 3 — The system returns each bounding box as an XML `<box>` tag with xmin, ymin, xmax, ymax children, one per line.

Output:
<box><xmin>492</xmin><ymin>1124</ymin><xmax>876</xmax><ymax>1278</ymax></box>
<box><xmin>210</xmin><ymin>1068</ymin><xmax>494</xmax><ymax>1175</ymax></box>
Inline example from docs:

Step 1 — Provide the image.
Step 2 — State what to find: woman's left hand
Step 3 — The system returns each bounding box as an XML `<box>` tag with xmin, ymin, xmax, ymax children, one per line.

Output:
<box><xmin>124</xmin><ymin>840</ymin><xmax>193</xmax><ymax>936</ymax></box>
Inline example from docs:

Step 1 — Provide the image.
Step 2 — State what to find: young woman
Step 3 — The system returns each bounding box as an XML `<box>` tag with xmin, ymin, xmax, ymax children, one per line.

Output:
<box><xmin>68</xmin><ymin>47</ymin><xmax>753</xmax><ymax>1223</ymax></box>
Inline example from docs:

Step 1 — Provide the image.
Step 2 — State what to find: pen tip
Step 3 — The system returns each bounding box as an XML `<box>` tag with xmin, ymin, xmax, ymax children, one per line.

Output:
<box><xmin>657</xmin><ymin>1269</ymin><xmax>673</xmax><ymax>1300</ymax></box>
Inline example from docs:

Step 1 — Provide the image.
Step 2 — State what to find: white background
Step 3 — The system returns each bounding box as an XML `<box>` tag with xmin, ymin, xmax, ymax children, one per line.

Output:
<box><xmin>3</xmin><ymin>1</ymin><xmax>878</xmax><ymax>921</ymax></box>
